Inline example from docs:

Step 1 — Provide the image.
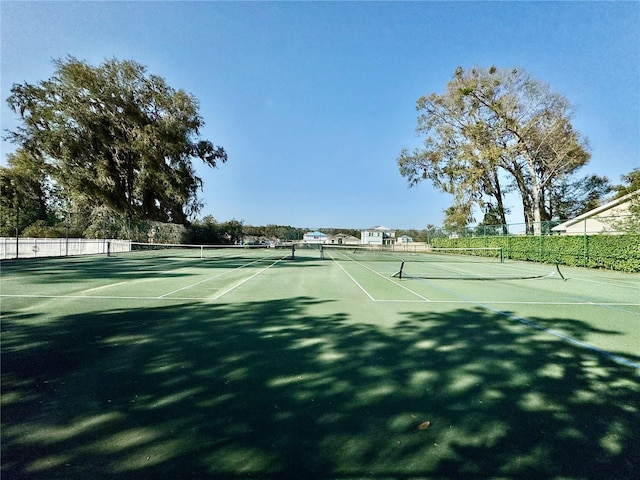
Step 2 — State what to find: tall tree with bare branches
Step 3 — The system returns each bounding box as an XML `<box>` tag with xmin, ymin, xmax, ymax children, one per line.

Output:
<box><xmin>398</xmin><ymin>66</ymin><xmax>591</xmax><ymax>233</ymax></box>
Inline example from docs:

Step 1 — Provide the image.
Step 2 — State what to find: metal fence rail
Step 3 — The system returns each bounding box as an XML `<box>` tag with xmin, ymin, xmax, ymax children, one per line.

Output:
<box><xmin>437</xmin><ymin>214</ymin><xmax>638</xmax><ymax>238</ymax></box>
<box><xmin>0</xmin><ymin>238</ymin><xmax>131</xmax><ymax>260</ymax></box>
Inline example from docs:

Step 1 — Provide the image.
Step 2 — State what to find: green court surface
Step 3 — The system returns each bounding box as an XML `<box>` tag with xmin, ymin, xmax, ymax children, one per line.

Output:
<box><xmin>1</xmin><ymin>248</ymin><xmax>639</xmax><ymax>479</ymax></box>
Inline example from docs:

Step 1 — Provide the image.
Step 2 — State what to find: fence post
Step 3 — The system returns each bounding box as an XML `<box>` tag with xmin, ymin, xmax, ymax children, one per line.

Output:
<box><xmin>539</xmin><ymin>231</ymin><xmax>543</xmax><ymax>262</ymax></box>
<box><xmin>583</xmin><ymin>222</ymin><xmax>588</xmax><ymax>267</ymax></box>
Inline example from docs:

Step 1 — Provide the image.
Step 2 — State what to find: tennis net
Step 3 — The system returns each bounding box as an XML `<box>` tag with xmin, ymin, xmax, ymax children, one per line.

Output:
<box><xmin>322</xmin><ymin>244</ymin><xmax>560</xmax><ymax>280</ymax></box>
<box><xmin>117</xmin><ymin>242</ymin><xmax>296</xmax><ymax>260</ymax></box>
<box><xmin>320</xmin><ymin>245</ymin><xmax>503</xmax><ymax>263</ymax></box>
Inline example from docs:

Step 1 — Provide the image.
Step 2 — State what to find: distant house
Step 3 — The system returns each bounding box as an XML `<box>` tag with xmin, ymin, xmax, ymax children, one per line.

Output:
<box><xmin>551</xmin><ymin>190</ymin><xmax>639</xmax><ymax>235</ymax></box>
<box><xmin>397</xmin><ymin>235</ymin><xmax>413</xmax><ymax>244</ymax></box>
<box><xmin>303</xmin><ymin>230</ymin><xmax>328</xmax><ymax>244</ymax></box>
<box><xmin>326</xmin><ymin>233</ymin><xmax>360</xmax><ymax>245</ymax></box>
<box><xmin>361</xmin><ymin>225</ymin><xmax>396</xmax><ymax>246</ymax></box>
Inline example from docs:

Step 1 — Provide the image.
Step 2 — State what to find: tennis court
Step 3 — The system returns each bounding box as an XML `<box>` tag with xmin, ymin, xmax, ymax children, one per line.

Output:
<box><xmin>1</xmin><ymin>246</ymin><xmax>639</xmax><ymax>479</ymax></box>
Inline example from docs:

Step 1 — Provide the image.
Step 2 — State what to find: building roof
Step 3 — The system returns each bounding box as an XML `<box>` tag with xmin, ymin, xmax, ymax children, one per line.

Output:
<box><xmin>551</xmin><ymin>190</ymin><xmax>639</xmax><ymax>231</ymax></box>
<box><xmin>364</xmin><ymin>225</ymin><xmax>394</xmax><ymax>231</ymax></box>
<box><xmin>305</xmin><ymin>231</ymin><xmax>327</xmax><ymax>236</ymax></box>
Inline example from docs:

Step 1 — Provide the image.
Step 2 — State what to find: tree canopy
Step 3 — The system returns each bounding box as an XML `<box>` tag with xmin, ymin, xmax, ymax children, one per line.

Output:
<box><xmin>612</xmin><ymin>168</ymin><xmax>640</xmax><ymax>199</ymax></box>
<box><xmin>398</xmin><ymin>66</ymin><xmax>594</xmax><ymax>233</ymax></box>
<box><xmin>4</xmin><ymin>57</ymin><xmax>227</xmax><ymax>228</ymax></box>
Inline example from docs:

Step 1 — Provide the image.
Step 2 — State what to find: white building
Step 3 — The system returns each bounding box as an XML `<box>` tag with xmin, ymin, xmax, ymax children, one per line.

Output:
<box><xmin>325</xmin><ymin>233</ymin><xmax>360</xmax><ymax>245</ymax></box>
<box><xmin>551</xmin><ymin>190</ymin><xmax>639</xmax><ymax>235</ymax></box>
<box><xmin>397</xmin><ymin>235</ymin><xmax>413</xmax><ymax>244</ymax></box>
<box><xmin>361</xmin><ymin>226</ymin><xmax>396</xmax><ymax>246</ymax></box>
<box><xmin>303</xmin><ymin>230</ymin><xmax>328</xmax><ymax>244</ymax></box>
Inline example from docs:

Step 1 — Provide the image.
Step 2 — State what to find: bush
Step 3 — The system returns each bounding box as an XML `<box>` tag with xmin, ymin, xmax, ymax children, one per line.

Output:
<box><xmin>432</xmin><ymin>234</ymin><xmax>640</xmax><ymax>273</ymax></box>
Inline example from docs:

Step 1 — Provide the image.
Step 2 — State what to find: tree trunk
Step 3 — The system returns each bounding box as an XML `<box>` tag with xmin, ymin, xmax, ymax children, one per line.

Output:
<box><xmin>526</xmin><ymin>156</ymin><xmax>542</xmax><ymax>234</ymax></box>
<box><xmin>490</xmin><ymin>170</ymin><xmax>509</xmax><ymax>234</ymax></box>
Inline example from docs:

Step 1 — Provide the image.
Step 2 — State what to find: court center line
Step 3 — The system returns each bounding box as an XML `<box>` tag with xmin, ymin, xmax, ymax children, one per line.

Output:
<box><xmin>208</xmin><ymin>258</ymin><xmax>283</xmax><ymax>301</ymax></box>
<box><xmin>332</xmin><ymin>260</ymin><xmax>376</xmax><ymax>301</ymax></box>
<box><xmin>158</xmin><ymin>256</ymin><xmax>277</xmax><ymax>298</ymax></box>
<box><xmin>327</xmin><ymin>254</ymin><xmax>430</xmax><ymax>302</ymax></box>
<box><xmin>359</xmin><ymin>263</ymin><xmax>432</xmax><ymax>302</ymax></box>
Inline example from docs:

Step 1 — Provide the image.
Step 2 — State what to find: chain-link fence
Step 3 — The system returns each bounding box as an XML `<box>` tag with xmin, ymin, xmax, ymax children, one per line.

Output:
<box><xmin>428</xmin><ymin>214</ymin><xmax>638</xmax><ymax>239</ymax></box>
<box><xmin>0</xmin><ymin>238</ymin><xmax>131</xmax><ymax>260</ymax></box>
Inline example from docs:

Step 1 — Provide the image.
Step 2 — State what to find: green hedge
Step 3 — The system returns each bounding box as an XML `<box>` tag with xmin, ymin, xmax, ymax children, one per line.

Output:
<box><xmin>432</xmin><ymin>234</ymin><xmax>640</xmax><ymax>273</ymax></box>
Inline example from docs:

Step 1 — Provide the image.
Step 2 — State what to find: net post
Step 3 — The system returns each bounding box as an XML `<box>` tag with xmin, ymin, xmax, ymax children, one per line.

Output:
<box><xmin>291</xmin><ymin>243</ymin><xmax>295</xmax><ymax>260</ymax></box>
<box><xmin>398</xmin><ymin>261</ymin><xmax>404</xmax><ymax>280</ymax></box>
<box><xmin>556</xmin><ymin>262</ymin><xmax>566</xmax><ymax>281</ymax></box>
<box><xmin>500</xmin><ymin>247</ymin><xmax>504</xmax><ymax>263</ymax></box>
<box><xmin>320</xmin><ymin>245</ymin><xmax>325</xmax><ymax>260</ymax></box>
<box><xmin>200</xmin><ymin>245</ymin><xmax>204</xmax><ymax>259</ymax></box>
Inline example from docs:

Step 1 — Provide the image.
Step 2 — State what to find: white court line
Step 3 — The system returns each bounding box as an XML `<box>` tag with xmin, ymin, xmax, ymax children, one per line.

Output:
<box><xmin>158</xmin><ymin>256</ymin><xmax>272</xmax><ymax>298</ymax></box>
<box><xmin>411</xmin><ymin>278</ymin><xmax>640</xmax><ymax>370</ymax></box>
<box><xmin>158</xmin><ymin>269</ymin><xmax>240</xmax><ymax>297</ymax></box>
<box><xmin>82</xmin><ymin>281</ymin><xmax>132</xmax><ymax>293</ymax></box>
<box><xmin>489</xmin><ymin>304</ymin><xmax>640</xmax><ymax>370</ymax></box>
<box><xmin>333</xmin><ymin>261</ymin><xmax>376</xmax><ymax>301</ymax></box>
<box><xmin>329</xmin><ymin>254</ymin><xmax>430</xmax><ymax>302</ymax></box>
<box><xmin>374</xmin><ymin>300</ymin><xmax>640</xmax><ymax>307</ymax></box>
<box><xmin>2</xmin><ymin>293</ymin><xmax>638</xmax><ymax>309</ymax></box>
<box><xmin>208</xmin><ymin>258</ymin><xmax>283</xmax><ymax>300</ymax></box>
<box><xmin>1</xmin><ymin>294</ymin><xmax>169</xmax><ymax>301</ymax></box>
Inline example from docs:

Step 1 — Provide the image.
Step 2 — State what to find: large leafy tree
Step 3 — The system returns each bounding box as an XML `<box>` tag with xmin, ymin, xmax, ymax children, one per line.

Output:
<box><xmin>4</xmin><ymin>57</ymin><xmax>227</xmax><ymax>225</ymax></box>
<box><xmin>398</xmin><ymin>66</ymin><xmax>591</xmax><ymax>233</ymax></box>
<box><xmin>0</xmin><ymin>148</ymin><xmax>52</xmax><ymax>236</ymax></box>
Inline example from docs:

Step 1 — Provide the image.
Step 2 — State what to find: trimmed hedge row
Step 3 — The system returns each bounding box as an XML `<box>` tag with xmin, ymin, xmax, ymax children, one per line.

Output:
<box><xmin>432</xmin><ymin>234</ymin><xmax>640</xmax><ymax>273</ymax></box>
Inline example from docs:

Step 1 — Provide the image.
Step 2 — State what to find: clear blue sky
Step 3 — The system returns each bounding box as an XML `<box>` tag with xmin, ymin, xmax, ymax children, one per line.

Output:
<box><xmin>2</xmin><ymin>1</ymin><xmax>638</xmax><ymax>230</ymax></box>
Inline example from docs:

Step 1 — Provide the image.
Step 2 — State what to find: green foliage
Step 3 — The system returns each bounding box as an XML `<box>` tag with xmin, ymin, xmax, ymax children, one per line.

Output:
<box><xmin>612</xmin><ymin>168</ymin><xmax>640</xmax><ymax>198</ymax></box>
<box><xmin>4</xmin><ymin>57</ymin><xmax>227</xmax><ymax>226</ymax></box>
<box><xmin>0</xmin><ymin>149</ymin><xmax>54</xmax><ymax>235</ymax></box>
<box><xmin>243</xmin><ymin>224</ymin><xmax>305</xmax><ymax>242</ymax></box>
<box><xmin>544</xmin><ymin>174</ymin><xmax>611</xmax><ymax>220</ymax></box>
<box><xmin>187</xmin><ymin>218</ymin><xmax>243</xmax><ymax>245</ymax></box>
<box><xmin>21</xmin><ymin>221</ymin><xmax>66</xmax><ymax>238</ymax></box>
<box><xmin>399</xmin><ymin>66</ymin><xmax>591</xmax><ymax>234</ymax></box>
<box><xmin>432</xmin><ymin>234</ymin><xmax>640</xmax><ymax>273</ymax></box>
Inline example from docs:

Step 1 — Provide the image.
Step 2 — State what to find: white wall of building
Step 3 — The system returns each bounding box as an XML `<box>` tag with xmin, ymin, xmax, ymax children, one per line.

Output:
<box><xmin>360</xmin><ymin>226</ymin><xmax>396</xmax><ymax>246</ymax></box>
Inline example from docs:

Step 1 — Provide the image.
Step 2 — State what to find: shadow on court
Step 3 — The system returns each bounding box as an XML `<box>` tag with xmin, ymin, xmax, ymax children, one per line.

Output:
<box><xmin>0</xmin><ymin>253</ymin><xmax>321</xmax><ymax>286</ymax></box>
<box><xmin>2</xmin><ymin>297</ymin><xmax>639</xmax><ymax>479</ymax></box>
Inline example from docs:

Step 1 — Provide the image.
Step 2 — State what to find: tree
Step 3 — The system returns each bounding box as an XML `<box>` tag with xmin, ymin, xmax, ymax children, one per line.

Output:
<box><xmin>475</xmin><ymin>203</ymin><xmax>509</xmax><ymax>236</ymax></box>
<box><xmin>0</xmin><ymin>149</ymin><xmax>53</xmax><ymax>236</ymax></box>
<box><xmin>187</xmin><ymin>217</ymin><xmax>244</xmax><ymax>245</ymax></box>
<box><xmin>544</xmin><ymin>173</ymin><xmax>611</xmax><ymax>220</ymax></box>
<box><xmin>398</xmin><ymin>66</ymin><xmax>591</xmax><ymax>234</ymax></box>
<box><xmin>443</xmin><ymin>202</ymin><xmax>475</xmax><ymax>235</ymax></box>
<box><xmin>611</xmin><ymin>168</ymin><xmax>640</xmax><ymax>198</ymax></box>
<box><xmin>4</xmin><ymin>57</ymin><xmax>227</xmax><ymax>225</ymax></box>
<box><xmin>609</xmin><ymin>168</ymin><xmax>640</xmax><ymax>234</ymax></box>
